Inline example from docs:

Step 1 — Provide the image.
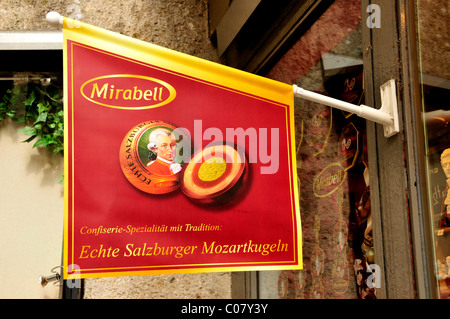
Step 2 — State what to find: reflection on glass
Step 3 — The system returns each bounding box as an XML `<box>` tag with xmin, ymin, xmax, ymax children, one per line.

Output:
<box><xmin>417</xmin><ymin>0</ymin><xmax>450</xmax><ymax>299</ymax></box>
<box><xmin>260</xmin><ymin>0</ymin><xmax>375</xmax><ymax>299</ymax></box>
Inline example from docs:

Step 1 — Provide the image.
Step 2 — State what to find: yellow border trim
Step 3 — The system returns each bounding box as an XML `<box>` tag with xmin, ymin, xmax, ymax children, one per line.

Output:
<box><xmin>62</xmin><ymin>17</ymin><xmax>301</xmax><ymax>279</ymax></box>
<box><xmin>62</xmin><ymin>17</ymin><xmax>293</xmax><ymax>105</ymax></box>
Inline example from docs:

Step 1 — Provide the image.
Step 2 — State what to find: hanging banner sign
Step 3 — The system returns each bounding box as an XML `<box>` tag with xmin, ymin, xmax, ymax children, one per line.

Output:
<box><xmin>62</xmin><ymin>17</ymin><xmax>302</xmax><ymax>279</ymax></box>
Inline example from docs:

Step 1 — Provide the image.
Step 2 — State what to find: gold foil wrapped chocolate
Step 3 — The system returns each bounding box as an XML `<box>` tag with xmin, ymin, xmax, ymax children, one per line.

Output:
<box><xmin>181</xmin><ymin>143</ymin><xmax>248</xmax><ymax>205</ymax></box>
<box><xmin>119</xmin><ymin>120</ymin><xmax>188</xmax><ymax>194</ymax></box>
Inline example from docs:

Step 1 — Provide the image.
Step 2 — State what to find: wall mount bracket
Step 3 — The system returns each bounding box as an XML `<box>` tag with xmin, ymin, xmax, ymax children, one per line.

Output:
<box><xmin>293</xmin><ymin>79</ymin><xmax>399</xmax><ymax>138</ymax></box>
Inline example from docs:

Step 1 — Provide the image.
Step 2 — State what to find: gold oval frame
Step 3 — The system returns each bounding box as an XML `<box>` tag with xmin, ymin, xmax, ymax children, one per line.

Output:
<box><xmin>80</xmin><ymin>74</ymin><xmax>176</xmax><ymax>110</ymax></box>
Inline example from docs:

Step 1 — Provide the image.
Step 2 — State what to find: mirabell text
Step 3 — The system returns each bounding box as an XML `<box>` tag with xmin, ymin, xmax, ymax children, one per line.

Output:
<box><xmin>90</xmin><ymin>83</ymin><xmax>164</xmax><ymax>101</ymax></box>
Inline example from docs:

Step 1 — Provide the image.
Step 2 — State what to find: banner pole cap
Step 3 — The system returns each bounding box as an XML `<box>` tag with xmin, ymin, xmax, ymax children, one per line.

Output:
<box><xmin>46</xmin><ymin>11</ymin><xmax>63</xmax><ymax>28</ymax></box>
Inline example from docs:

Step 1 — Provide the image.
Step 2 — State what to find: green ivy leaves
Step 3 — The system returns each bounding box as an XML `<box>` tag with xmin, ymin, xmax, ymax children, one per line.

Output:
<box><xmin>0</xmin><ymin>82</ymin><xmax>64</xmax><ymax>155</ymax></box>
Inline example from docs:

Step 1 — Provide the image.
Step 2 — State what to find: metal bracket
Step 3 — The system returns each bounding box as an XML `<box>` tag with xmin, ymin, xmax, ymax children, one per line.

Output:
<box><xmin>39</xmin><ymin>266</ymin><xmax>63</xmax><ymax>287</ymax></box>
<box><xmin>293</xmin><ymin>79</ymin><xmax>399</xmax><ymax>138</ymax></box>
<box><xmin>379</xmin><ymin>79</ymin><xmax>399</xmax><ymax>138</ymax></box>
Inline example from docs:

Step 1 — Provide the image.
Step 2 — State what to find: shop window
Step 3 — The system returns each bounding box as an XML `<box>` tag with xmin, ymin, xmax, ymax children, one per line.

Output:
<box><xmin>258</xmin><ymin>0</ymin><xmax>375</xmax><ymax>299</ymax></box>
<box><xmin>416</xmin><ymin>0</ymin><xmax>450</xmax><ymax>299</ymax></box>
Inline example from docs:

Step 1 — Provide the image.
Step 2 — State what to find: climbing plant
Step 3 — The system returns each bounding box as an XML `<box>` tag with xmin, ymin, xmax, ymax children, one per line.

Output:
<box><xmin>0</xmin><ymin>81</ymin><xmax>64</xmax><ymax>155</ymax></box>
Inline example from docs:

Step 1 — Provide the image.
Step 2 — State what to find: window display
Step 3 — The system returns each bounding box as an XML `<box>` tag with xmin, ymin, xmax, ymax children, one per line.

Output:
<box><xmin>417</xmin><ymin>0</ymin><xmax>450</xmax><ymax>299</ymax></box>
<box><xmin>258</xmin><ymin>0</ymin><xmax>375</xmax><ymax>299</ymax></box>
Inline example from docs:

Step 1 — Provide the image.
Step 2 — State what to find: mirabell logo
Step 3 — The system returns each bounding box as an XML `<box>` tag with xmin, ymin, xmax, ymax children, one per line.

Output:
<box><xmin>80</xmin><ymin>74</ymin><xmax>176</xmax><ymax>110</ymax></box>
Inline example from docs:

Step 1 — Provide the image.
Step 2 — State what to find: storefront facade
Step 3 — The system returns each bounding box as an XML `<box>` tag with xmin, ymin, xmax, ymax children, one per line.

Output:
<box><xmin>210</xmin><ymin>0</ymin><xmax>449</xmax><ymax>299</ymax></box>
<box><xmin>0</xmin><ymin>0</ymin><xmax>448</xmax><ymax>299</ymax></box>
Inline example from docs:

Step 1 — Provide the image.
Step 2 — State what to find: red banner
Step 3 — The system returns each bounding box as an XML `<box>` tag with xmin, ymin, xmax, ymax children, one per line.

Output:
<box><xmin>62</xmin><ymin>18</ymin><xmax>301</xmax><ymax>279</ymax></box>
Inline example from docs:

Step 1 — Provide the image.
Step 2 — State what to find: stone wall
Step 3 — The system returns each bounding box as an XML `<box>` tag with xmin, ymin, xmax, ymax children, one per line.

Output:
<box><xmin>0</xmin><ymin>0</ymin><xmax>220</xmax><ymax>62</ymax></box>
<box><xmin>418</xmin><ymin>0</ymin><xmax>450</xmax><ymax>79</ymax></box>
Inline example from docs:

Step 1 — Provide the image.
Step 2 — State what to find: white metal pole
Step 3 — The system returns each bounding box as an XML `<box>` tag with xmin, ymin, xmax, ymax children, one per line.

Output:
<box><xmin>293</xmin><ymin>85</ymin><xmax>392</xmax><ymax>126</ymax></box>
<box><xmin>44</xmin><ymin>12</ymin><xmax>399</xmax><ymax>138</ymax></box>
<box><xmin>293</xmin><ymin>81</ymin><xmax>399</xmax><ymax>138</ymax></box>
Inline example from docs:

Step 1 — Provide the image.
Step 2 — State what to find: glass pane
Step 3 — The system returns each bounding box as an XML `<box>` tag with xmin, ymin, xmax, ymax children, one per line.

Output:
<box><xmin>417</xmin><ymin>0</ymin><xmax>450</xmax><ymax>299</ymax></box>
<box><xmin>259</xmin><ymin>0</ymin><xmax>375</xmax><ymax>299</ymax></box>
